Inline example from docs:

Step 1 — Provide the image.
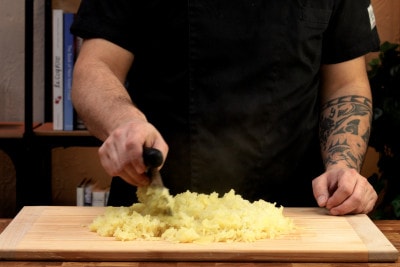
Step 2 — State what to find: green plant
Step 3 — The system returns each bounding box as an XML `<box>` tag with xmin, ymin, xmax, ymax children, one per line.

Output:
<box><xmin>367</xmin><ymin>41</ymin><xmax>400</xmax><ymax>219</ymax></box>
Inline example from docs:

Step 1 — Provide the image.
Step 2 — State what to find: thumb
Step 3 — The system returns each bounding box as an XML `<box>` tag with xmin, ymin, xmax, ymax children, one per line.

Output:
<box><xmin>312</xmin><ymin>175</ymin><xmax>329</xmax><ymax>207</ymax></box>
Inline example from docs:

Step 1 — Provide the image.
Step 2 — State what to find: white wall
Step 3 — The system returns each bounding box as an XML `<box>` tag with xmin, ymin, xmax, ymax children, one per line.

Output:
<box><xmin>0</xmin><ymin>0</ymin><xmax>45</xmax><ymax>217</ymax></box>
<box><xmin>0</xmin><ymin>0</ymin><xmax>44</xmax><ymax>122</ymax></box>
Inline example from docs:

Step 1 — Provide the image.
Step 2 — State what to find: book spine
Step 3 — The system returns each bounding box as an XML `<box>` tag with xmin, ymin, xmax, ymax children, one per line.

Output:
<box><xmin>76</xmin><ymin>178</ymin><xmax>88</xmax><ymax>206</ymax></box>
<box><xmin>84</xmin><ymin>181</ymin><xmax>93</xmax><ymax>206</ymax></box>
<box><xmin>73</xmin><ymin>37</ymin><xmax>87</xmax><ymax>130</ymax></box>
<box><xmin>63</xmin><ymin>12</ymin><xmax>75</xmax><ymax>131</ymax></box>
<box><xmin>76</xmin><ymin>186</ymin><xmax>85</xmax><ymax>206</ymax></box>
<box><xmin>74</xmin><ymin>111</ymin><xmax>87</xmax><ymax>130</ymax></box>
<box><xmin>52</xmin><ymin>9</ymin><xmax>63</xmax><ymax>130</ymax></box>
<box><xmin>77</xmin><ymin>178</ymin><xmax>109</xmax><ymax>206</ymax></box>
<box><xmin>91</xmin><ymin>191</ymin><xmax>108</xmax><ymax>206</ymax></box>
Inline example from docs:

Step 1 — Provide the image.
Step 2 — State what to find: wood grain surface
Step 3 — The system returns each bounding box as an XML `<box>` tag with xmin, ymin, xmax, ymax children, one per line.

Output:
<box><xmin>0</xmin><ymin>206</ymin><xmax>398</xmax><ymax>264</ymax></box>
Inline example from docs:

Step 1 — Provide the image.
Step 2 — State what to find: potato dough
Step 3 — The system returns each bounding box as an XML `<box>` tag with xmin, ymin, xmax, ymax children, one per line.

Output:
<box><xmin>89</xmin><ymin>189</ymin><xmax>295</xmax><ymax>243</ymax></box>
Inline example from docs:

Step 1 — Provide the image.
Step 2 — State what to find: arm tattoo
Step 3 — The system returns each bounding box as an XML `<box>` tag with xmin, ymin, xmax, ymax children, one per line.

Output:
<box><xmin>319</xmin><ymin>95</ymin><xmax>372</xmax><ymax>170</ymax></box>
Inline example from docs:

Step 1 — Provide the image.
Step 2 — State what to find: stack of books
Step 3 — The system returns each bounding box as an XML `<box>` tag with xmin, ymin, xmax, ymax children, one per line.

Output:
<box><xmin>76</xmin><ymin>178</ymin><xmax>110</xmax><ymax>206</ymax></box>
<box><xmin>52</xmin><ymin>9</ymin><xmax>86</xmax><ymax>131</ymax></box>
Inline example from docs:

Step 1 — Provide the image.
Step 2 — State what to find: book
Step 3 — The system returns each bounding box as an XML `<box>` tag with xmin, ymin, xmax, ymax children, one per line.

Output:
<box><xmin>52</xmin><ymin>9</ymin><xmax>64</xmax><ymax>130</ymax></box>
<box><xmin>74</xmin><ymin>111</ymin><xmax>87</xmax><ymax>130</ymax></box>
<box><xmin>92</xmin><ymin>190</ymin><xmax>109</xmax><ymax>207</ymax></box>
<box><xmin>74</xmin><ymin>36</ymin><xmax>83</xmax><ymax>59</ymax></box>
<box><xmin>76</xmin><ymin>178</ymin><xmax>109</xmax><ymax>206</ymax></box>
<box><xmin>76</xmin><ymin>178</ymin><xmax>87</xmax><ymax>206</ymax></box>
<box><xmin>62</xmin><ymin>12</ymin><xmax>75</xmax><ymax>131</ymax></box>
<box><xmin>76</xmin><ymin>178</ymin><xmax>93</xmax><ymax>206</ymax></box>
<box><xmin>73</xmin><ymin>36</ymin><xmax>88</xmax><ymax>130</ymax></box>
<box><xmin>84</xmin><ymin>179</ymin><xmax>94</xmax><ymax>206</ymax></box>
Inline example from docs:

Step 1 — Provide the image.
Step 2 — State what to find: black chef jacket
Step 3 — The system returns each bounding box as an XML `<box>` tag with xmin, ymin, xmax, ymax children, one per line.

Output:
<box><xmin>71</xmin><ymin>0</ymin><xmax>380</xmax><ymax>207</ymax></box>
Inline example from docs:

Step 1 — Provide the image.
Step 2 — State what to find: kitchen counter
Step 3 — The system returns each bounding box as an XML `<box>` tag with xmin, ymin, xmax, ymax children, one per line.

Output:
<box><xmin>0</xmin><ymin>218</ymin><xmax>399</xmax><ymax>266</ymax></box>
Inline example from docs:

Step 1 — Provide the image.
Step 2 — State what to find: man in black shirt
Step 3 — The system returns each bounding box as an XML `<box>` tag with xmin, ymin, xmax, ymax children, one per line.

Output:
<box><xmin>71</xmin><ymin>0</ymin><xmax>380</xmax><ymax>214</ymax></box>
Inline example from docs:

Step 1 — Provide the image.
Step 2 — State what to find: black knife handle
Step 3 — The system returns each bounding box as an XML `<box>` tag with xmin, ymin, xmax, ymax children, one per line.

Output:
<box><xmin>143</xmin><ymin>147</ymin><xmax>163</xmax><ymax>168</ymax></box>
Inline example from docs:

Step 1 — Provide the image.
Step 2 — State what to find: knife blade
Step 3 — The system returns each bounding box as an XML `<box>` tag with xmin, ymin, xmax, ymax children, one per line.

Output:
<box><xmin>136</xmin><ymin>147</ymin><xmax>173</xmax><ymax>215</ymax></box>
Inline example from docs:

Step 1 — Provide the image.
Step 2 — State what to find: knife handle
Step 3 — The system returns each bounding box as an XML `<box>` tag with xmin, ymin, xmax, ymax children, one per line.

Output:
<box><xmin>143</xmin><ymin>147</ymin><xmax>163</xmax><ymax>168</ymax></box>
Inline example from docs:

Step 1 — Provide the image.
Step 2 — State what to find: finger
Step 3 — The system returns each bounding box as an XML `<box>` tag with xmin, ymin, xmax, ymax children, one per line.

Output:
<box><xmin>328</xmin><ymin>197</ymin><xmax>357</xmax><ymax>215</ymax></box>
<box><xmin>325</xmin><ymin>172</ymin><xmax>357</xmax><ymax>210</ymax></box>
<box><xmin>119</xmin><ymin>167</ymin><xmax>150</xmax><ymax>187</ymax></box>
<box><xmin>328</xmin><ymin>179</ymin><xmax>376</xmax><ymax>215</ymax></box>
<box><xmin>348</xmin><ymin>181</ymin><xmax>372</xmax><ymax>214</ymax></box>
<box><xmin>364</xmin><ymin>194</ymin><xmax>378</xmax><ymax>214</ymax></box>
<box><xmin>120</xmin><ymin>157</ymin><xmax>150</xmax><ymax>186</ymax></box>
<box><xmin>357</xmin><ymin>184</ymin><xmax>378</xmax><ymax>214</ymax></box>
<box><xmin>98</xmin><ymin>141</ymin><xmax>122</xmax><ymax>176</ymax></box>
<box><xmin>312</xmin><ymin>175</ymin><xmax>329</xmax><ymax>207</ymax></box>
<box><xmin>144</xmin><ymin>133</ymin><xmax>169</xmax><ymax>169</ymax></box>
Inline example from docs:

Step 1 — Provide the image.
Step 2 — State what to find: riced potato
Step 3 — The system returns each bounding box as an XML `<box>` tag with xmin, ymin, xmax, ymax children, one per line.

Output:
<box><xmin>89</xmin><ymin>189</ymin><xmax>295</xmax><ymax>243</ymax></box>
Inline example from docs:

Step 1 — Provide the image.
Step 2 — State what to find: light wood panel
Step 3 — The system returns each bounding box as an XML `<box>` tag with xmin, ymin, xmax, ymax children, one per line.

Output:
<box><xmin>0</xmin><ymin>206</ymin><xmax>398</xmax><ymax>263</ymax></box>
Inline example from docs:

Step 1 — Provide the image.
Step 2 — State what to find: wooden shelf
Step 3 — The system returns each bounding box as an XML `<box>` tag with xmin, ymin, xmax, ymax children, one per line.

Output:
<box><xmin>0</xmin><ymin>122</ymin><xmax>40</xmax><ymax>138</ymax></box>
<box><xmin>34</xmin><ymin>122</ymin><xmax>92</xmax><ymax>137</ymax></box>
<box><xmin>52</xmin><ymin>0</ymin><xmax>81</xmax><ymax>13</ymax></box>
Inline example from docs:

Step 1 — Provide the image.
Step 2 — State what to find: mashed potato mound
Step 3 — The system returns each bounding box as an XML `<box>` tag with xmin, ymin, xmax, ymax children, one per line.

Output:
<box><xmin>89</xmin><ymin>189</ymin><xmax>295</xmax><ymax>243</ymax></box>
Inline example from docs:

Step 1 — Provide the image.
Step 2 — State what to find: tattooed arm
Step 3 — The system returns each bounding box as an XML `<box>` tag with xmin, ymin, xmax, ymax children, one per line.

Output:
<box><xmin>319</xmin><ymin>95</ymin><xmax>372</xmax><ymax>171</ymax></box>
<box><xmin>312</xmin><ymin>56</ymin><xmax>378</xmax><ymax>215</ymax></box>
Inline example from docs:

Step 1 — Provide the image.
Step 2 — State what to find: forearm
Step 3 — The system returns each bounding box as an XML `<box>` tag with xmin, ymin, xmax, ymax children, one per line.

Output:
<box><xmin>71</xmin><ymin>39</ymin><xmax>145</xmax><ymax>141</ymax></box>
<box><xmin>315</xmin><ymin>93</ymin><xmax>377</xmax><ymax>215</ymax></box>
<box><xmin>318</xmin><ymin>56</ymin><xmax>374</xmax><ymax>172</ymax></box>
<box><xmin>313</xmin><ymin>57</ymin><xmax>378</xmax><ymax>215</ymax></box>
<box><xmin>72</xmin><ymin>61</ymin><xmax>146</xmax><ymax>141</ymax></box>
<box><xmin>319</xmin><ymin>94</ymin><xmax>372</xmax><ymax>172</ymax></box>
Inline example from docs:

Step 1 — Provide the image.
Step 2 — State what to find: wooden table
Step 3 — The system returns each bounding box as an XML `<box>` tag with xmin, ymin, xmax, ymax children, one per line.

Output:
<box><xmin>0</xmin><ymin>218</ymin><xmax>399</xmax><ymax>267</ymax></box>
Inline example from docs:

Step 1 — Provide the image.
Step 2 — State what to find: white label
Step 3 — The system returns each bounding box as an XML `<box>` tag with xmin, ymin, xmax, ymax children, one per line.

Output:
<box><xmin>368</xmin><ymin>4</ymin><xmax>376</xmax><ymax>30</ymax></box>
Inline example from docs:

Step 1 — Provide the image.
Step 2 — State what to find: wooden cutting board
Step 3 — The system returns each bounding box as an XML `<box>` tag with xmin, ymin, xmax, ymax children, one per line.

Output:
<box><xmin>0</xmin><ymin>206</ymin><xmax>398</xmax><ymax>262</ymax></box>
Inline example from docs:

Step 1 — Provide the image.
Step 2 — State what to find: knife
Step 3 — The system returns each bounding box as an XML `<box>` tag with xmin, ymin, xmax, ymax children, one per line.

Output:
<box><xmin>142</xmin><ymin>147</ymin><xmax>164</xmax><ymax>187</ymax></box>
<box><xmin>137</xmin><ymin>147</ymin><xmax>173</xmax><ymax>215</ymax></box>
